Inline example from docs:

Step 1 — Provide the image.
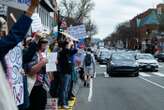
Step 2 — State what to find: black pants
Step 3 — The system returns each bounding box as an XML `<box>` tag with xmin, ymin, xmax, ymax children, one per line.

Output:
<box><xmin>50</xmin><ymin>72</ymin><xmax>60</xmax><ymax>98</ymax></box>
<box><xmin>27</xmin><ymin>85</ymin><xmax>47</xmax><ymax>110</ymax></box>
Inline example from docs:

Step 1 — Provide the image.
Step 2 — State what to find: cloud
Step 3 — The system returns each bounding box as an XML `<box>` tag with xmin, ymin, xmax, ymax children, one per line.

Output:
<box><xmin>92</xmin><ymin>0</ymin><xmax>163</xmax><ymax>39</ymax></box>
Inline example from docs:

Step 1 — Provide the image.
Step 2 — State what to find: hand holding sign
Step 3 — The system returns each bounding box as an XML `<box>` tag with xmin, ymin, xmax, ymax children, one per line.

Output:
<box><xmin>26</xmin><ymin>0</ymin><xmax>40</xmax><ymax>17</ymax></box>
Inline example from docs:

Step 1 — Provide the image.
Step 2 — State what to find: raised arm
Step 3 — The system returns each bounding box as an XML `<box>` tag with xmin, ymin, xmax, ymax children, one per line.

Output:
<box><xmin>0</xmin><ymin>0</ymin><xmax>39</xmax><ymax>59</ymax></box>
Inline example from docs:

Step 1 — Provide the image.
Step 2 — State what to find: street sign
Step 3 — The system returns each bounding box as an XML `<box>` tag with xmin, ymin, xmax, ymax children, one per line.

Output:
<box><xmin>0</xmin><ymin>4</ymin><xmax>7</xmax><ymax>16</ymax></box>
<box><xmin>0</xmin><ymin>0</ymin><xmax>30</xmax><ymax>11</ymax></box>
<box><xmin>67</xmin><ymin>24</ymin><xmax>87</xmax><ymax>39</ymax></box>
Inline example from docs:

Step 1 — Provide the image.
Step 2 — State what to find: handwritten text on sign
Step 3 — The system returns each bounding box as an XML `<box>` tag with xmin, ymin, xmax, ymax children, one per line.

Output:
<box><xmin>5</xmin><ymin>43</ymin><xmax>24</xmax><ymax>105</ymax></box>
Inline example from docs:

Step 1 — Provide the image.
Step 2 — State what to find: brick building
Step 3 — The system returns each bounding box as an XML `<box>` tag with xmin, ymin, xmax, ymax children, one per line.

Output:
<box><xmin>130</xmin><ymin>4</ymin><xmax>164</xmax><ymax>52</ymax></box>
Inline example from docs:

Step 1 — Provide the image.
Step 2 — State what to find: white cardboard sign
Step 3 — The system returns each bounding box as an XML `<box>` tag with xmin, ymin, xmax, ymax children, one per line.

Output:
<box><xmin>31</xmin><ymin>13</ymin><xmax>43</xmax><ymax>32</ymax></box>
<box><xmin>46</xmin><ymin>52</ymin><xmax>57</xmax><ymax>72</ymax></box>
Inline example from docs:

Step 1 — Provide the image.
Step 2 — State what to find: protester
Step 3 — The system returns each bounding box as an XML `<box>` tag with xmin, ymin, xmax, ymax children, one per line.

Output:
<box><xmin>68</xmin><ymin>44</ymin><xmax>78</xmax><ymax>101</ymax></box>
<box><xmin>0</xmin><ymin>0</ymin><xmax>39</xmax><ymax>110</ymax></box>
<box><xmin>26</xmin><ymin>37</ymin><xmax>49</xmax><ymax>110</ymax></box>
<box><xmin>58</xmin><ymin>38</ymin><xmax>78</xmax><ymax>109</ymax></box>
<box><xmin>18</xmin><ymin>33</ymin><xmax>41</xmax><ymax>110</ymax></box>
<box><xmin>50</xmin><ymin>42</ymin><xmax>61</xmax><ymax>98</ymax></box>
<box><xmin>83</xmin><ymin>48</ymin><xmax>96</xmax><ymax>87</ymax></box>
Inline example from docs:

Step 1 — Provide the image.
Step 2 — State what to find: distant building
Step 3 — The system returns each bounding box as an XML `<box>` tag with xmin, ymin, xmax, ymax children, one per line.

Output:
<box><xmin>130</xmin><ymin>4</ymin><xmax>164</xmax><ymax>52</ymax></box>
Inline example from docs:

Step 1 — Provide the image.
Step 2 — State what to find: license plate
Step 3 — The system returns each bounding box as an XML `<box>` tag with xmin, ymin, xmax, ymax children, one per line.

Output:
<box><xmin>146</xmin><ymin>65</ymin><xmax>151</xmax><ymax>69</ymax></box>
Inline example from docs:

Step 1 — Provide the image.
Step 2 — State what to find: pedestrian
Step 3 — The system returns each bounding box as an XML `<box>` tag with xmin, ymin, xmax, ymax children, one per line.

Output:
<box><xmin>0</xmin><ymin>0</ymin><xmax>39</xmax><ymax>110</ymax></box>
<box><xmin>26</xmin><ymin>37</ymin><xmax>49</xmax><ymax>110</ymax></box>
<box><xmin>58</xmin><ymin>38</ymin><xmax>78</xmax><ymax>109</ymax></box>
<box><xmin>83</xmin><ymin>48</ymin><xmax>96</xmax><ymax>87</ymax></box>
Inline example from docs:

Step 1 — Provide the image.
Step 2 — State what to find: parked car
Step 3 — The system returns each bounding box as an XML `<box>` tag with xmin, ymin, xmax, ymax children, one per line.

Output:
<box><xmin>136</xmin><ymin>53</ymin><xmax>159</xmax><ymax>71</ymax></box>
<box><xmin>155</xmin><ymin>52</ymin><xmax>164</xmax><ymax>62</ymax></box>
<box><xmin>106</xmin><ymin>53</ymin><xmax>139</xmax><ymax>77</ymax></box>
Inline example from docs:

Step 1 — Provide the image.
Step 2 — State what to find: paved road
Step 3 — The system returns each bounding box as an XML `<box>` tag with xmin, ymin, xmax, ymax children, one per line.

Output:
<box><xmin>74</xmin><ymin>63</ymin><xmax>164</xmax><ymax>110</ymax></box>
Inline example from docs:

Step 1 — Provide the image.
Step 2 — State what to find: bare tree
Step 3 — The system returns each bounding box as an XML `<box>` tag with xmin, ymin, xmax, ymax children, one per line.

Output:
<box><xmin>85</xmin><ymin>19</ymin><xmax>97</xmax><ymax>37</ymax></box>
<box><xmin>60</xmin><ymin>0</ymin><xmax>97</xmax><ymax>36</ymax></box>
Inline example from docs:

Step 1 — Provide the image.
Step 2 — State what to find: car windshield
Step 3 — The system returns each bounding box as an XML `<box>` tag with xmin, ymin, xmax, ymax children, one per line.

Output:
<box><xmin>137</xmin><ymin>54</ymin><xmax>154</xmax><ymax>60</ymax></box>
<box><xmin>112</xmin><ymin>54</ymin><xmax>135</xmax><ymax>61</ymax></box>
<box><xmin>101</xmin><ymin>52</ymin><xmax>110</xmax><ymax>57</ymax></box>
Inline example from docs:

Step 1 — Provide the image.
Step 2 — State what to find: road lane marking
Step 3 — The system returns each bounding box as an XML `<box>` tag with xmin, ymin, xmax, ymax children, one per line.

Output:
<box><xmin>139</xmin><ymin>76</ymin><xmax>164</xmax><ymax>89</ymax></box>
<box><xmin>159</xmin><ymin>65</ymin><xmax>162</xmax><ymax>68</ymax></box>
<box><xmin>152</xmin><ymin>72</ymin><xmax>164</xmax><ymax>77</ymax></box>
<box><xmin>88</xmin><ymin>78</ymin><xmax>93</xmax><ymax>102</ymax></box>
<box><xmin>104</xmin><ymin>72</ymin><xmax>109</xmax><ymax>78</ymax></box>
<box><xmin>139</xmin><ymin>72</ymin><xmax>151</xmax><ymax>77</ymax></box>
<box><xmin>99</xmin><ymin>65</ymin><xmax>106</xmax><ymax>68</ymax></box>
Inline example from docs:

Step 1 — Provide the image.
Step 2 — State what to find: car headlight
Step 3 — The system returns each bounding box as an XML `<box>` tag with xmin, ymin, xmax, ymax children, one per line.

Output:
<box><xmin>139</xmin><ymin>62</ymin><xmax>145</xmax><ymax>65</ymax></box>
<box><xmin>134</xmin><ymin>62</ymin><xmax>139</xmax><ymax>67</ymax></box>
<box><xmin>111</xmin><ymin>61</ymin><xmax>115</xmax><ymax>65</ymax></box>
<box><xmin>152</xmin><ymin>62</ymin><xmax>159</xmax><ymax>67</ymax></box>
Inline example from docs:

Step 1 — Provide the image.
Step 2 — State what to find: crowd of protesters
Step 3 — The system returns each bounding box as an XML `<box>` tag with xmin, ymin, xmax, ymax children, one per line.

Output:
<box><xmin>0</xmin><ymin>0</ymin><xmax>96</xmax><ymax>110</ymax></box>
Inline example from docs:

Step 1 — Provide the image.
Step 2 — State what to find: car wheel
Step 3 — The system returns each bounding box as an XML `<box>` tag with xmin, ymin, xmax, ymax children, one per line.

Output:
<box><xmin>133</xmin><ymin>73</ymin><xmax>139</xmax><ymax>77</ymax></box>
<box><xmin>109</xmin><ymin>73</ymin><xmax>113</xmax><ymax>77</ymax></box>
<box><xmin>154</xmin><ymin>69</ymin><xmax>158</xmax><ymax>72</ymax></box>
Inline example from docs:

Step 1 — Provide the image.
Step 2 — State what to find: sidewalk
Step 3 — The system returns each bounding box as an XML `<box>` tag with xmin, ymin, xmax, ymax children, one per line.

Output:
<box><xmin>46</xmin><ymin>78</ymin><xmax>83</xmax><ymax>110</ymax></box>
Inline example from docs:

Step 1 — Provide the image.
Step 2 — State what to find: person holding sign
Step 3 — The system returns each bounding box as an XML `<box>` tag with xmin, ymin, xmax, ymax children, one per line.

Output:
<box><xmin>26</xmin><ymin>37</ymin><xmax>49</xmax><ymax>110</ymax></box>
<box><xmin>0</xmin><ymin>0</ymin><xmax>39</xmax><ymax>110</ymax></box>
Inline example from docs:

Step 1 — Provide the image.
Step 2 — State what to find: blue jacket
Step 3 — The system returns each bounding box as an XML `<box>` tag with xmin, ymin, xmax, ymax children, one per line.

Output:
<box><xmin>0</xmin><ymin>15</ymin><xmax>32</xmax><ymax>60</ymax></box>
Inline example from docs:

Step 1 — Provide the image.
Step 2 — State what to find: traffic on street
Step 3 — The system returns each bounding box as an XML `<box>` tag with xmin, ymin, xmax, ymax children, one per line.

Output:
<box><xmin>75</xmin><ymin>48</ymin><xmax>164</xmax><ymax>110</ymax></box>
<box><xmin>1</xmin><ymin>0</ymin><xmax>164</xmax><ymax>110</ymax></box>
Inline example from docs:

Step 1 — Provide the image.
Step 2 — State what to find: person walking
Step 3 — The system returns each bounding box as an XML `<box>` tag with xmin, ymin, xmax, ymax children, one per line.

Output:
<box><xmin>83</xmin><ymin>48</ymin><xmax>96</xmax><ymax>87</ymax></box>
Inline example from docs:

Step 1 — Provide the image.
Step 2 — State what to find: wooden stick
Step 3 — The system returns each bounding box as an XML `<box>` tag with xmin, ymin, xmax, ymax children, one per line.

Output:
<box><xmin>10</xmin><ymin>13</ymin><xmax>17</xmax><ymax>23</ymax></box>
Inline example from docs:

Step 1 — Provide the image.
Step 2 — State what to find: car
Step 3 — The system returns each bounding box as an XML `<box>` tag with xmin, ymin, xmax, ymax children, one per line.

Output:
<box><xmin>99</xmin><ymin>51</ymin><xmax>111</xmax><ymax>64</ymax></box>
<box><xmin>136</xmin><ymin>53</ymin><xmax>159</xmax><ymax>72</ymax></box>
<box><xmin>96</xmin><ymin>48</ymin><xmax>109</xmax><ymax>62</ymax></box>
<box><xmin>155</xmin><ymin>52</ymin><xmax>164</xmax><ymax>62</ymax></box>
<box><xmin>106</xmin><ymin>53</ymin><xmax>139</xmax><ymax>77</ymax></box>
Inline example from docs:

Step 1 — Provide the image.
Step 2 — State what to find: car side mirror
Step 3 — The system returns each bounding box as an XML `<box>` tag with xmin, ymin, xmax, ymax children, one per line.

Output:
<box><xmin>106</xmin><ymin>58</ymin><xmax>110</xmax><ymax>61</ymax></box>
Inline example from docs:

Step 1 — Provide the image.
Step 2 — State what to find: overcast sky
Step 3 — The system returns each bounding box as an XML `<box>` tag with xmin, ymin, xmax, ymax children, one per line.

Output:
<box><xmin>91</xmin><ymin>0</ymin><xmax>164</xmax><ymax>39</ymax></box>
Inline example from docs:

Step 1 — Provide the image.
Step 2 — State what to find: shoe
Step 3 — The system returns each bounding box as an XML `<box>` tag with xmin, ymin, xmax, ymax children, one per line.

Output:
<box><xmin>63</xmin><ymin>105</ymin><xmax>70</xmax><ymax>109</ymax></box>
<box><xmin>87</xmin><ymin>83</ymin><xmax>90</xmax><ymax>88</ymax></box>
<box><xmin>84</xmin><ymin>82</ymin><xmax>87</xmax><ymax>87</ymax></box>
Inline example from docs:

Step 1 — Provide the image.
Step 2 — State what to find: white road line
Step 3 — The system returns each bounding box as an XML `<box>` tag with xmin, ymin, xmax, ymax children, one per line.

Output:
<box><xmin>88</xmin><ymin>78</ymin><xmax>93</xmax><ymax>102</ymax></box>
<box><xmin>139</xmin><ymin>72</ymin><xmax>151</xmax><ymax>77</ymax></box>
<box><xmin>152</xmin><ymin>72</ymin><xmax>164</xmax><ymax>77</ymax></box>
<box><xmin>159</xmin><ymin>65</ymin><xmax>162</xmax><ymax>68</ymax></box>
<box><xmin>104</xmin><ymin>72</ymin><xmax>109</xmax><ymax>78</ymax></box>
<box><xmin>99</xmin><ymin>65</ymin><xmax>106</xmax><ymax>68</ymax></box>
<box><xmin>139</xmin><ymin>76</ymin><xmax>164</xmax><ymax>89</ymax></box>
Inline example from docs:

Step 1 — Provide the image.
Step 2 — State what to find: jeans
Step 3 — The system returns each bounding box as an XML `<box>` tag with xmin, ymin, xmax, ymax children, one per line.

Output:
<box><xmin>59</xmin><ymin>74</ymin><xmax>71</xmax><ymax>106</ymax></box>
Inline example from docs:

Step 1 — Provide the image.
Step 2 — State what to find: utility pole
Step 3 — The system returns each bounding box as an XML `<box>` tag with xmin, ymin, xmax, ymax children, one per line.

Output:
<box><xmin>57</xmin><ymin>9</ymin><xmax>60</xmax><ymax>38</ymax></box>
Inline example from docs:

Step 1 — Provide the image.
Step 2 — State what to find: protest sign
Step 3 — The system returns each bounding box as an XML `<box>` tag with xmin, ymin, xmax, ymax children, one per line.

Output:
<box><xmin>67</xmin><ymin>24</ymin><xmax>87</xmax><ymax>39</ymax></box>
<box><xmin>0</xmin><ymin>0</ymin><xmax>30</xmax><ymax>11</ymax></box>
<box><xmin>31</xmin><ymin>13</ymin><xmax>43</xmax><ymax>32</ymax></box>
<box><xmin>5</xmin><ymin>43</ymin><xmax>24</xmax><ymax>105</ymax></box>
<box><xmin>0</xmin><ymin>4</ymin><xmax>7</xmax><ymax>16</ymax></box>
<box><xmin>46</xmin><ymin>52</ymin><xmax>57</xmax><ymax>72</ymax></box>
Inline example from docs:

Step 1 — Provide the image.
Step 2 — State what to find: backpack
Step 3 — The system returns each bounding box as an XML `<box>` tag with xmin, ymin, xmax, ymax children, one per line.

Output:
<box><xmin>84</xmin><ymin>53</ymin><xmax>92</xmax><ymax>66</ymax></box>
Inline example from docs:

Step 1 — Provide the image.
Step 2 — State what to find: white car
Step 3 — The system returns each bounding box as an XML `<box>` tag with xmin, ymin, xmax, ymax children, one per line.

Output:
<box><xmin>136</xmin><ymin>53</ymin><xmax>159</xmax><ymax>71</ymax></box>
